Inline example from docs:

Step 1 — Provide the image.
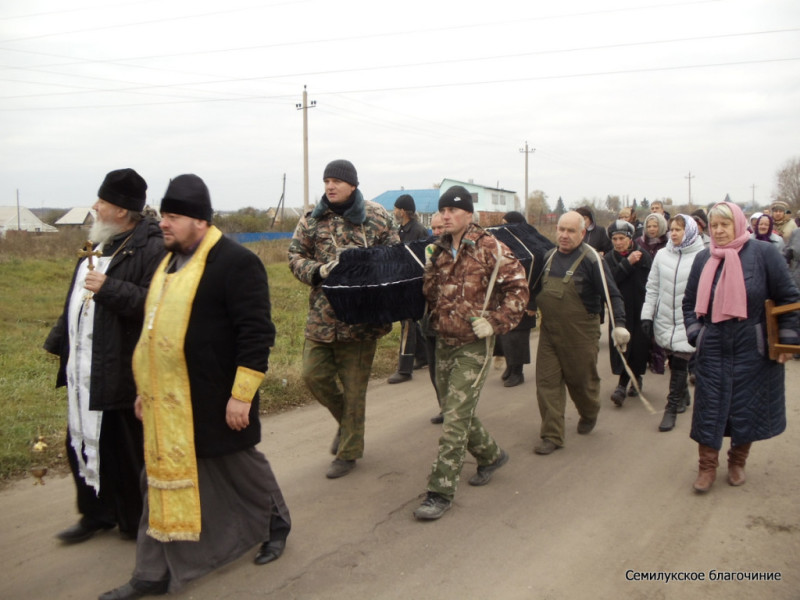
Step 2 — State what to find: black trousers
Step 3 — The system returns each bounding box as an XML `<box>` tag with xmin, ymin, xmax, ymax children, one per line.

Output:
<box><xmin>66</xmin><ymin>407</ymin><xmax>144</xmax><ymax>536</ymax></box>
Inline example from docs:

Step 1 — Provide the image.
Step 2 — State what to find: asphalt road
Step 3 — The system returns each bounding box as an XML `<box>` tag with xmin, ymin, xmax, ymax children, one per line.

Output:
<box><xmin>2</xmin><ymin>329</ymin><xmax>798</xmax><ymax>600</ymax></box>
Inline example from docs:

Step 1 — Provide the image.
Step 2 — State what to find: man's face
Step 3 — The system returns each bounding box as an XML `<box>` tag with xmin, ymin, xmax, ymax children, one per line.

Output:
<box><xmin>92</xmin><ymin>198</ymin><xmax>124</xmax><ymax>226</ymax></box>
<box><xmin>650</xmin><ymin>203</ymin><xmax>664</xmax><ymax>215</ymax></box>
<box><xmin>772</xmin><ymin>208</ymin><xmax>785</xmax><ymax>221</ymax></box>
<box><xmin>160</xmin><ymin>212</ymin><xmax>204</xmax><ymax>253</ymax></box>
<box><xmin>393</xmin><ymin>206</ymin><xmax>406</xmax><ymax>223</ymax></box>
<box><xmin>440</xmin><ymin>207</ymin><xmax>472</xmax><ymax>237</ymax></box>
<box><xmin>430</xmin><ymin>214</ymin><xmax>445</xmax><ymax>236</ymax></box>
<box><xmin>556</xmin><ymin>212</ymin><xmax>584</xmax><ymax>253</ymax></box>
<box><xmin>611</xmin><ymin>233</ymin><xmax>631</xmax><ymax>253</ymax></box>
<box><xmin>324</xmin><ymin>178</ymin><xmax>356</xmax><ymax>204</ymax></box>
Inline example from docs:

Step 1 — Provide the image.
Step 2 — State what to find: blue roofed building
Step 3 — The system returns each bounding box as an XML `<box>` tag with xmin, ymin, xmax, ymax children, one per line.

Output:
<box><xmin>371</xmin><ymin>179</ymin><xmax>519</xmax><ymax>228</ymax></box>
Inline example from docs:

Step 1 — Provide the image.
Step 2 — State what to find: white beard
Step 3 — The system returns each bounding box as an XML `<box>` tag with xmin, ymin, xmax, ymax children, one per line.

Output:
<box><xmin>88</xmin><ymin>219</ymin><xmax>123</xmax><ymax>244</ymax></box>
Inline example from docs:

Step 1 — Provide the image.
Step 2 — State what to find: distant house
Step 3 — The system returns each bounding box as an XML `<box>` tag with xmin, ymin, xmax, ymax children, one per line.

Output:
<box><xmin>371</xmin><ymin>180</ymin><xmax>519</xmax><ymax>228</ymax></box>
<box><xmin>370</xmin><ymin>189</ymin><xmax>441</xmax><ymax>228</ymax></box>
<box><xmin>55</xmin><ymin>207</ymin><xmax>95</xmax><ymax>229</ymax></box>
<box><xmin>0</xmin><ymin>206</ymin><xmax>58</xmax><ymax>236</ymax></box>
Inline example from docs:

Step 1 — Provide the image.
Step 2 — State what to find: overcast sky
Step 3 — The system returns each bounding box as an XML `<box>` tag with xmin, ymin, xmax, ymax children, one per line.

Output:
<box><xmin>1</xmin><ymin>0</ymin><xmax>799</xmax><ymax>213</ymax></box>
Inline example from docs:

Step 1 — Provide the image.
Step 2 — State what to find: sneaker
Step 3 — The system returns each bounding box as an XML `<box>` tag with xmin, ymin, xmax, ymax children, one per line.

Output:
<box><xmin>610</xmin><ymin>385</ymin><xmax>626</xmax><ymax>407</ymax></box>
<box><xmin>468</xmin><ymin>450</ymin><xmax>509</xmax><ymax>486</ymax></box>
<box><xmin>387</xmin><ymin>372</ymin><xmax>411</xmax><ymax>384</ymax></box>
<box><xmin>577</xmin><ymin>417</ymin><xmax>597</xmax><ymax>435</ymax></box>
<box><xmin>534</xmin><ymin>438</ymin><xmax>560</xmax><ymax>455</ymax></box>
<box><xmin>325</xmin><ymin>458</ymin><xmax>356</xmax><ymax>479</ymax></box>
<box><xmin>413</xmin><ymin>492</ymin><xmax>452</xmax><ymax>521</ymax></box>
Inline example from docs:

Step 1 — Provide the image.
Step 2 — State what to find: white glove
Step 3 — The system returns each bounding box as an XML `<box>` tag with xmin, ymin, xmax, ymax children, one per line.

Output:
<box><xmin>612</xmin><ymin>327</ymin><xmax>631</xmax><ymax>352</ymax></box>
<box><xmin>319</xmin><ymin>260</ymin><xmax>339</xmax><ymax>279</ymax></box>
<box><xmin>471</xmin><ymin>317</ymin><xmax>494</xmax><ymax>339</ymax></box>
<box><xmin>425</xmin><ymin>243</ymin><xmax>436</xmax><ymax>267</ymax></box>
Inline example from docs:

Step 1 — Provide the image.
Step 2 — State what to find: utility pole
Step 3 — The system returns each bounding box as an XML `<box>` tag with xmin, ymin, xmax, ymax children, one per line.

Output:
<box><xmin>296</xmin><ymin>85</ymin><xmax>316</xmax><ymax>213</ymax></box>
<box><xmin>270</xmin><ymin>174</ymin><xmax>286</xmax><ymax>229</ymax></box>
<box><xmin>519</xmin><ymin>142</ymin><xmax>535</xmax><ymax>211</ymax></box>
<box><xmin>685</xmin><ymin>171</ymin><xmax>695</xmax><ymax>209</ymax></box>
<box><xmin>751</xmin><ymin>184</ymin><xmax>756</xmax><ymax>206</ymax></box>
<box><xmin>16</xmin><ymin>189</ymin><xmax>21</xmax><ymax>230</ymax></box>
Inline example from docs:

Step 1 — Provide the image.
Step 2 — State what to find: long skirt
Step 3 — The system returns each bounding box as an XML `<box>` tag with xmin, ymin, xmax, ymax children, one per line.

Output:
<box><xmin>133</xmin><ymin>447</ymin><xmax>290</xmax><ymax>591</ymax></box>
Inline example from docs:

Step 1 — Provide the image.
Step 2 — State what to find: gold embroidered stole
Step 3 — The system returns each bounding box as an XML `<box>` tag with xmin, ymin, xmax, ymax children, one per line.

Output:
<box><xmin>132</xmin><ymin>226</ymin><xmax>222</xmax><ymax>542</ymax></box>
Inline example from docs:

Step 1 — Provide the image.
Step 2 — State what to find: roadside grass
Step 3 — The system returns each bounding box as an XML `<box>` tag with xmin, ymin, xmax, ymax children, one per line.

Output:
<box><xmin>0</xmin><ymin>235</ymin><xmax>400</xmax><ymax>481</ymax></box>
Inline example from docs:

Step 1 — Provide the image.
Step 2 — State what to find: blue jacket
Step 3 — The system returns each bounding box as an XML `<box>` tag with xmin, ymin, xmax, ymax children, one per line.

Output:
<box><xmin>682</xmin><ymin>240</ymin><xmax>800</xmax><ymax>448</ymax></box>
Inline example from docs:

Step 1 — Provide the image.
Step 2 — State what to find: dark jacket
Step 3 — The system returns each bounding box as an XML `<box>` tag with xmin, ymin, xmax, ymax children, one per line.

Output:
<box><xmin>181</xmin><ymin>235</ymin><xmax>276</xmax><ymax>458</ymax></box>
<box><xmin>45</xmin><ymin>218</ymin><xmax>165</xmax><ymax>411</ymax></box>
<box><xmin>683</xmin><ymin>240</ymin><xmax>800</xmax><ymax>448</ymax></box>
<box><xmin>605</xmin><ymin>245</ymin><xmax>652</xmax><ymax>375</ymax></box>
<box><xmin>398</xmin><ymin>218</ymin><xmax>428</xmax><ymax>243</ymax></box>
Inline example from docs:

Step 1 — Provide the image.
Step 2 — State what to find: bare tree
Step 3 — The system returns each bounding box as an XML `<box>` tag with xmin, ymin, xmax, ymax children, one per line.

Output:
<box><xmin>774</xmin><ymin>156</ymin><xmax>800</xmax><ymax>208</ymax></box>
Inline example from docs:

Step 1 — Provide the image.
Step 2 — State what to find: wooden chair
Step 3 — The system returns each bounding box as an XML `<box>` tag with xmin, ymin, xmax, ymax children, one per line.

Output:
<box><xmin>765</xmin><ymin>299</ymin><xmax>800</xmax><ymax>360</ymax></box>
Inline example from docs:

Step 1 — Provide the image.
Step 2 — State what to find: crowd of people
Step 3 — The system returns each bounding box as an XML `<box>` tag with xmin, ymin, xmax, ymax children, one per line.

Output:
<box><xmin>45</xmin><ymin>166</ymin><xmax>799</xmax><ymax>599</ymax></box>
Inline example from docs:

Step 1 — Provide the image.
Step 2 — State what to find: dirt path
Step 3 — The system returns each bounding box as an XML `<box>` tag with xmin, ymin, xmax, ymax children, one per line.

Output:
<box><xmin>2</xmin><ymin>331</ymin><xmax>798</xmax><ymax>599</ymax></box>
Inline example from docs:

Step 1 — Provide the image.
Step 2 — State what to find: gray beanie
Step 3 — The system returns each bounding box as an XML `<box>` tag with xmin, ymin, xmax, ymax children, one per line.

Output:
<box><xmin>323</xmin><ymin>159</ymin><xmax>359</xmax><ymax>187</ymax></box>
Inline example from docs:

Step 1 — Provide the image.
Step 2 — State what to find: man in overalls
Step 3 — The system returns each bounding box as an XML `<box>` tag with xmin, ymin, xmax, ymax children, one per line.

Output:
<box><xmin>534</xmin><ymin>211</ymin><xmax>629</xmax><ymax>455</ymax></box>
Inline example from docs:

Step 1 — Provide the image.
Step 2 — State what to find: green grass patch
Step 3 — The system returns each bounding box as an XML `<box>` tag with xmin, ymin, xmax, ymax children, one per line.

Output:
<box><xmin>0</xmin><ymin>235</ymin><xmax>400</xmax><ymax>481</ymax></box>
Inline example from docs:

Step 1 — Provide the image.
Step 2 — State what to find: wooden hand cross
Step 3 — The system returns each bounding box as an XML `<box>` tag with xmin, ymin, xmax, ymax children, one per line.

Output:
<box><xmin>77</xmin><ymin>241</ymin><xmax>102</xmax><ymax>270</ymax></box>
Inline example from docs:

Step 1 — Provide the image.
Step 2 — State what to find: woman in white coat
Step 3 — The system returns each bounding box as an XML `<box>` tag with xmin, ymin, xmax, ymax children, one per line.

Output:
<box><xmin>641</xmin><ymin>214</ymin><xmax>706</xmax><ymax>432</ymax></box>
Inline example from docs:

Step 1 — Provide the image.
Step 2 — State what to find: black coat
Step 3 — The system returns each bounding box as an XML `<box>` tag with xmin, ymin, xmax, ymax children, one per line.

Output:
<box><xmin>683</xmin><ymin>240</ymin><xmax>800</xmax><ymax>448</ymax></box>
<box><xmin>604</xmin><ymin>246</ymin><xmax>652</xmax><ymax>375</ymax></box>
<box><xmin>45</xmin><ymin>218</ymin><xmax>166</xmax><ymax>411</ymax></box>
<box><xmin>180</xmin><ymin>235</ymin><xmax>276</xmax><ymax>458</ymax></box>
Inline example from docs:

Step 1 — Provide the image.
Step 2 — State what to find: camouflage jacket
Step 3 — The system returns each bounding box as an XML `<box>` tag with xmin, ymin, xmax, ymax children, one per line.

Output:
<box><xmin>423</xmin><ymin>223</ymin><xmax>529</xmax><ymax>347</ymax></box>
<box><xmin>288</xmin><ymin>190</ymin><xmax>400</xmax><ymax>343</ymax></box>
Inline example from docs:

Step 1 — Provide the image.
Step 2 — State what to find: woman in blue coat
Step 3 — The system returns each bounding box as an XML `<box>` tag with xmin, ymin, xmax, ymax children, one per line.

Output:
<box><xmin>683</xmin><ymin>201</ymin><xmax>800</xmax><ymax>493</ymax></box>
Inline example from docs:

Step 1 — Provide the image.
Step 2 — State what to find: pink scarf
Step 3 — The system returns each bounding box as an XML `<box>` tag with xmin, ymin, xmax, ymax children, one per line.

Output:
<box><xmin>694</xmin><ymin>202</ymin><xmax>750</xmax><ymax>322</ymax></box>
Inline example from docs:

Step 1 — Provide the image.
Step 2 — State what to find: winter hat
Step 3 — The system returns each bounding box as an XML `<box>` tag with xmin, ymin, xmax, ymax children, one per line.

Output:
<box><xmin>691</xmin><ymin>208</ymin><xmax>708</xmax><ymax>230</ymax></box>
<box><xmin>394</xmin><ymin>194</ymin><xmax>415</xmax><ymax>212</ymax></box>
<box><xmin>160</xmin><ymin>174</ymin><xmax>213</xmax><ymax>222</ymax></box>
<box><xmin>438</xmin><ymin>186</ymin><xmax>474</xmax><ymax>213</ymax></box>
<box><xmin>502</xmin><ymin>211</ymin><xmax>526</xmax><ymax>224</ymax></box>
<box><xmin>771</xmin><ymin>200</ymin><xmax>791</xmax><ymax>214</ymax></box>
<box><xmin>608</xmin><ymin>219</ymin><xmax>635</xmax><ymax>239</ymax></box>
<box><xmin>97</xmin><ymin>168</ymin><xmax>147</xmax><ymax>212</ymax></box>
<box><xmin>574</xmin><ymin>206</ymin><xmax>594</xmax><ymax>223</ymax></box>
<box><xmin>323</xmin><ymin>159</ymin><xmax>359</xmax><ymax>187</ymax></box>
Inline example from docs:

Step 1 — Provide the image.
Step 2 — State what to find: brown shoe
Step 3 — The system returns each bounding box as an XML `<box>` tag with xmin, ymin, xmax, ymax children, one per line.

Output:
<box><xmin>577</xmin><ymin>417</ymin><xmax>596</xmax><ymax>435</ymax></box>
<box><xmin>326</xmin><ymin>458</ymin><xmax>356</xmax><ymax>479</ymax></box>
<box><xmin>693</xmin><ymin>444</ymin><xmax>719</xmax><ymax>493</ymax></box>
<box><xmin>534</xmin><ymin>438</ymin><xmax>561</xmax><ymax>455</ymax></box>
<box><xmin>727</xmin><ymin>442</ymin><xmax>751</xmax><ymax>486</ymax></box>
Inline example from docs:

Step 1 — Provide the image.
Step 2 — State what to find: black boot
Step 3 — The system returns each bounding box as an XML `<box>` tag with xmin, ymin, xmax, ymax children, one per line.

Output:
<box><xmin>503</xmin><ymin>364</ymin><xmax>524</xmax><ymax>387</ymax></box>
<box><xmin>659</xmin><ymin>368</ymin><xmax>687</xmax><ymax>432</ymax></box>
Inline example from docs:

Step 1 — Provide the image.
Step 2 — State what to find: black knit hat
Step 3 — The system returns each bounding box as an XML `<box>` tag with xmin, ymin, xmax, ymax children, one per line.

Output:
<box><xmin>608</xmin><ymin>219</ymin><xmax>635</xmax><ymax>239</ymax></box>
<box><xmin>394</xmin><ymin>194</ymin><xmax>415</xmax><ymax>212</ymax></box>
<box><xmin>97</xmin><ymin>168</ymin><xmax>147</xmax><ymax>212</ymax></box>
<box><xmin>574</xmin><ymin>206</ymin><xmax>594</xmax><ymax>223</ymax></box>
<box><xmin>691</xmin><ymin>208</ymin><xmax>708</xmax><ymax>230</ymax></box>
<box><xmin>160</xmin><ymin>174</ymin><xmax>213</xmax><ymax>222</ymax></box>
<box><xmin>503</xmin><ymin>211</ymin><xmax>526</xmax><ymax>224</ymax></box>
<box><xmin>438</xmin><ymin>186</ymin><xmax>474</xmax><ymax>213</ymax></box>
<box><xmin>323</xmin><ymin>159</ymin><xmax>359</xmax><ymax>187</ymax></box>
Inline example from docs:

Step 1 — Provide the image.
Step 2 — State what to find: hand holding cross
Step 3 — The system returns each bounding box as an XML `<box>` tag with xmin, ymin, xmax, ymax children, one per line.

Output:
<box><xmin>77</xmin><ymin>240</ymin><xmax>102</xmax><ymax>270</ymax></box>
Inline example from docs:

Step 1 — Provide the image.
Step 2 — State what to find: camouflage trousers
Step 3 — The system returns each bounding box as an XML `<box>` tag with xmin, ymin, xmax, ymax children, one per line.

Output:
<box><xmin>302</xmin><ymin>339</ymin><xmax>377</xmax><ymax>461</ymax></box>
<box><xmin>426</xmin><ymin>338</ymin><xmax>502</xmax><ymax>501</ymax></box>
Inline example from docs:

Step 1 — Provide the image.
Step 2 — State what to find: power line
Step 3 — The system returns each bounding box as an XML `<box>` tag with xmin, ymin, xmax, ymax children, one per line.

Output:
<box><xmin>2</xmin><ymin>55</ymin><xmax>797</xmax><ymax>111</ymax></box>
